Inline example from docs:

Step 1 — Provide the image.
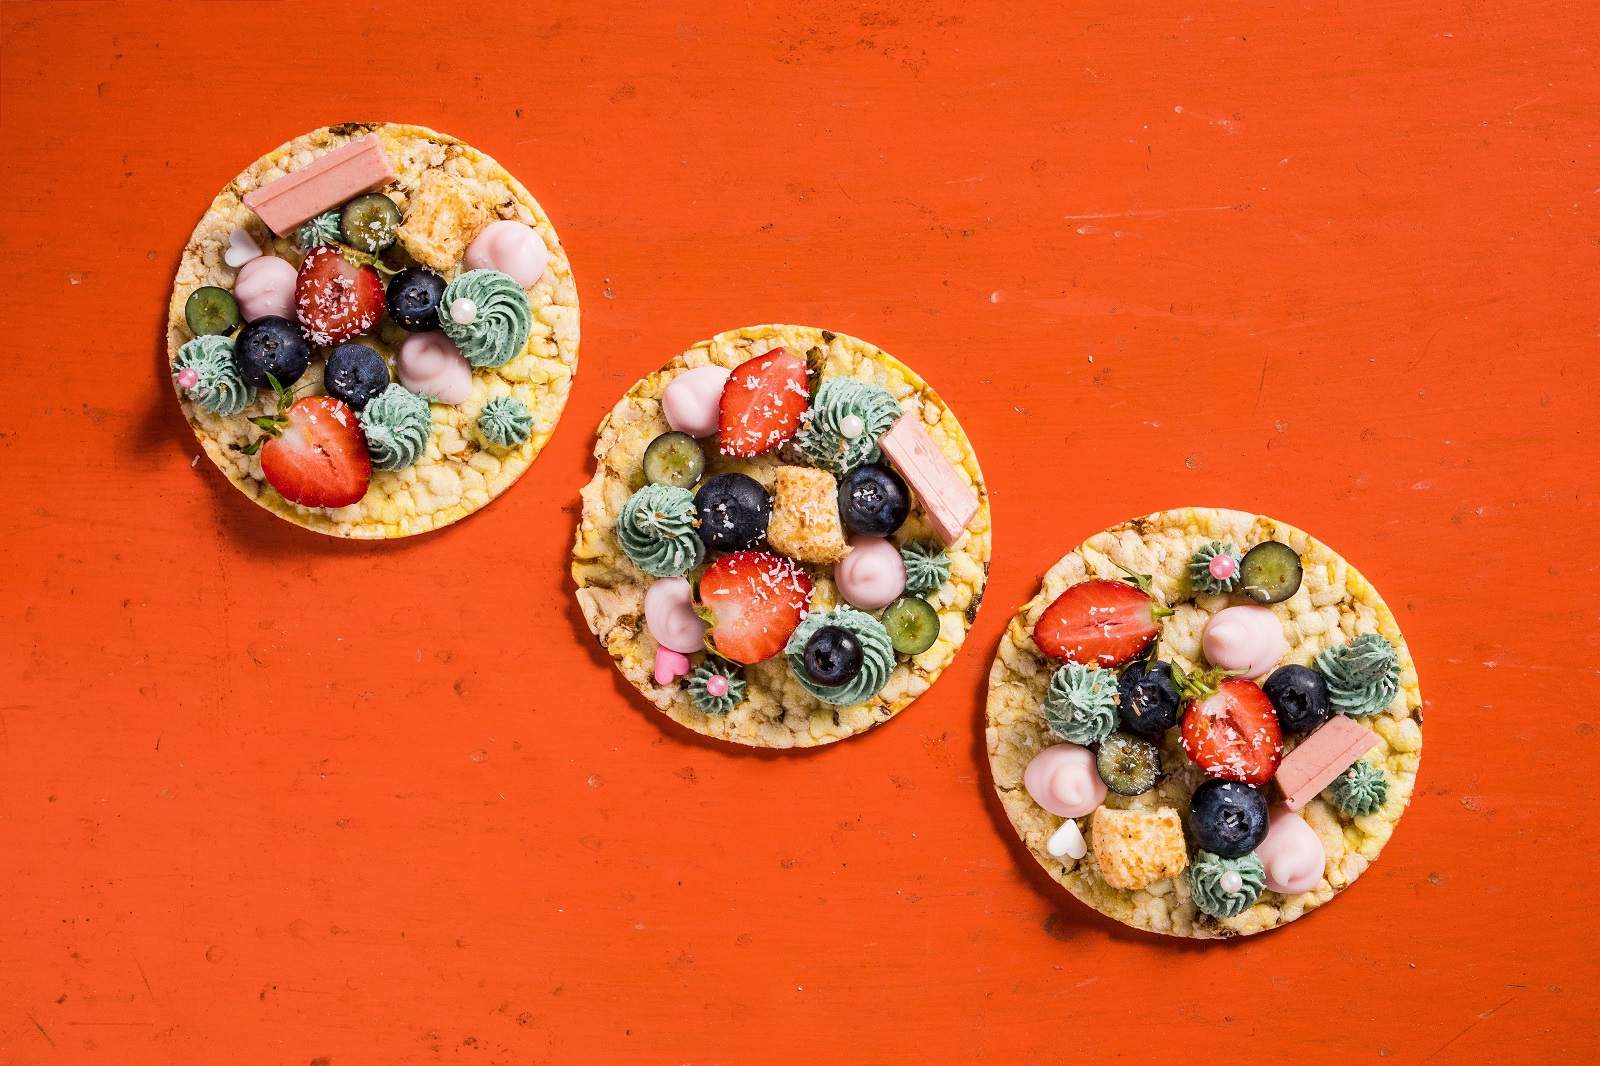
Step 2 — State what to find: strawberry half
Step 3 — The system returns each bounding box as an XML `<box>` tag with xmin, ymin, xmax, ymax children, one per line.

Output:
<box><xmin>1180</xmin><ymin>677</ymin><xmax>1283</xmax><ymax>785</ymax></box>
<box><xmin>1032</xmin><ymin>577</ymin><xmax>1172</xmax><ymax>667</ymax></box>
<box><xmin>295</xmin><ymin>246</ymin><xmax>383</xmax><ymax>346</ymax></box>
<box><xmin>697</xmin><ymin>550</ymin><xmax>813</xmax><ymax>664</ymax></box>
<box><xmin>246</xmin><ymin>382</ymin><xmax>372</xmax><ymax>508</ymax></box>
<box><xmin>718</xmin><ymin>348</ymin><xmax>809</xmax><ymax>458</ymax></box>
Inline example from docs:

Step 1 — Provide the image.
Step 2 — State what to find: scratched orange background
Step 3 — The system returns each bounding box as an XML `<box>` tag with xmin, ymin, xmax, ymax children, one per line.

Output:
<box><xmin>2</xmin><ymin>1</ymin><xmax>1596</xmax><ymax>1063</ymax></box>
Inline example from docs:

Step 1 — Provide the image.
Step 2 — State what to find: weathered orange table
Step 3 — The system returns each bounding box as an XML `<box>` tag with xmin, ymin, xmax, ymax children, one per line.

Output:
<box><xmin>2</xmin><ymin>2</ymin><xmax>1595</xmax><ymax>1062</ymax></box>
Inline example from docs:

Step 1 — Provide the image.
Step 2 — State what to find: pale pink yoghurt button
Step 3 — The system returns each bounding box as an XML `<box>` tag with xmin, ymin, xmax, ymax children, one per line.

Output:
<box><xmin>644</xmin><ymin>576</ymin><xmax>709</xmax><ymax>654</ymax></box>
<box><xmin>833</xmin><ymin>536</ymin><xmax>907</xmax><ymax>611</ymax></box>
<box><xmin>1023</xmin><ymin>743</ymin><xmax>1106</xmax><ymax>818</ymax></box>
<box><xmin>1201</xmin><ymin>604</ymin><xmax>1286</xmax><ymax>679</ymax></box>
<box><xmin>661</xmin><ymin>365</ymin><xmax>731</xmax><ymax>438</ymax></box>
<box><xmin>396</xmin><ymin>331</ymin><xmax>473</xmax><ymax>405</ymax></box>
<box><xmin>464</xmin><ymin>221</ymin><xmax>550</xmax><ymax>288</ymax></box>
<box><xmin>233</xmin><ymin>255</ymin><xmax>299</xmax><ymax>322</ymax></box>
<box><xmin>1256</xmin><ymin>809</ymin><xmax>1326</xmax><ymax>895</ymax></box>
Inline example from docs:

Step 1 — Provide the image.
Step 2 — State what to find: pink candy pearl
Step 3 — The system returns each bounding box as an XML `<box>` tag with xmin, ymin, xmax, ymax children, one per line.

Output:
<box><xmin>176</xmin><ymin>368</ymin><xmax>200</xmax><ymax>389</ymax></box>
<box><xmin>1209</xmin><ymin>553</ymin><xmax>1238</xmax><ymax>580</ymax></box>
<box><xmin>705</xmin><ymin>674</ymin><xmax>729</xmax><ymax>698</ymax></box>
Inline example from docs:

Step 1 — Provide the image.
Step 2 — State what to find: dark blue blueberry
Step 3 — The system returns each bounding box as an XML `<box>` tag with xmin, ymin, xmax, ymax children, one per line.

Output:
<box><xmin>802</xmin><ymin>626</ymin><xmax>863</xmax><ymax>687</ymax></box>
<box><xmin>1117</xmin><ymin>659</ymin><xmax>1181</xmax><ymax>738</ymax></box>
<box><xmin>234</xmin><ymin>316</ymin><xmax>310</xmax><ymax>389</ymax></box>
<box><xmin>385</xmin><ymin>267</ymin><xmax>447</xmax><ymax>332</ymax></box>
<box><xmin>837</xmin><ymin>463</ymin><xmax>910</xmax><ymax>537</ymax></box>
<box><xmin>1188</xmin><ymin>779</ymin><xmax>1269</xmax><ymax>858</ymax></box>
<box><xmin>323</xmin><ymin>343</ymin><xmax>391</xmax><ymax>411</ymax></box>
<box><xmin>694</xmin><ymin>472</ymin><xmax>770</xmax><ymax>551</ymax></box>
<box><xmin>1262</xmin><ymin>664</ymin><xmax>1333</xmax><ymax>736</ymax></box>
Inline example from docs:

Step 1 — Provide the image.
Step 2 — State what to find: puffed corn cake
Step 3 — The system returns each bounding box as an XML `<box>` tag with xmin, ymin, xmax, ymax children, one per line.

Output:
<box><xmin>986</xmin><ymin>507</ymin><xmax>1423</xmax><ymax>937</ymax></box>
<box><xmin>166</xmin><ymin>122</ymin><xmax>580</xmax><ymax>538</ymax></box>
<box><xmin>572</xmin><ymin>325</ymin><xmax>992</xmax><ymax>748</ymax></box>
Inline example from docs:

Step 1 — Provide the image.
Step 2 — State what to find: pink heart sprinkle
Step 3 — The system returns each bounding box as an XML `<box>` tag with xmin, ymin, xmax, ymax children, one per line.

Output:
<box><xmin>654</xmin><ymin>647</ymin><xmax>691</xmax><ymax>685</ymax></box>
<box><xmin>705</xmin><ymin>674</ymin><xmax>729</xmax><ymax>698</ymax></box>
<box><xmin>1209</xmin><ymin>554</ymin><xmax>1238</xmax><ymax>580</ymax></box>
<box><xmin>176</xmin><ymin>368</ymin><xmax>200</xmax><ymax>389</ymax></box>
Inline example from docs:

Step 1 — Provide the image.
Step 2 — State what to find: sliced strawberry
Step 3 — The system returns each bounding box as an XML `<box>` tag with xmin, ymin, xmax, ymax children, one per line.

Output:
<box><xmin>1181</xmin><ymin>678</ymin><xmax>1283</xmax><ymax>785</ymax></box>
<box><xmin>258</xmin><ymin>395</ymin><xmax>372</xmax><ymax>508</ymax></box>
<box><xmin>294</xmin><ymin>246</ymin><xmax>383</xmax><ymax>346</ymax></box>
<box><xmin>718</xmin><ymin>348</ymin><xmax>810</xmax><ymax>458</ymax></box>
<box><xmin>1032</xmin><ymin>579</ymin><xmax>1171</xmax><ymax>667</ymax></box>
<box><xmin>697</xmin><ymin>550</ymin><xmax>813</xmax><ymax>664</ymax></box>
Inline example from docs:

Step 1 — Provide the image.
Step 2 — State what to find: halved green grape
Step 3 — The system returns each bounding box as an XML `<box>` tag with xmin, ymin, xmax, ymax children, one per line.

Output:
<box><xmin>643</xmin><ymin>431</ymin><xmax>706</xmax><ymax>490</ymax></box>
<box><xmin>184</xmin><ymin>286</ymin><xmax>241</xmax><ymax>337</ymax></box>
<box><xmin>882</xmin><ymin>595</ymin><xmax>939</xmax><ymax>655</ymax></box>
<box><xmin>1239</xmin><ymin>541</ymin><xmax>1303</xmax><ymax>604</ymax></box>
<box><xmin>339</xmin><ymin>193</ymin><xmax>402</xmax><ymax>254</ymax></box>
<box><xmin>1096</xmin><ymin>731</ymin><xmax>1161</xmax><ymax>796</ymax></box>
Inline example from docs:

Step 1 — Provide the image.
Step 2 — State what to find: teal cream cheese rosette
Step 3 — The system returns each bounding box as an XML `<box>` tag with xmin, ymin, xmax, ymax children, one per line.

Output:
<box><xmin>439</xmin><ymin>269</ymin><xmax>533</xmax><ymax>369</ymax></box>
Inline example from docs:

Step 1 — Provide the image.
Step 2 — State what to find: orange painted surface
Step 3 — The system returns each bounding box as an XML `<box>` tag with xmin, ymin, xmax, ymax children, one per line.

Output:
<box><xmin>1</xmin><ymin>2</ymin><xmax>1596</xmax><ymax>1062</ymax></box>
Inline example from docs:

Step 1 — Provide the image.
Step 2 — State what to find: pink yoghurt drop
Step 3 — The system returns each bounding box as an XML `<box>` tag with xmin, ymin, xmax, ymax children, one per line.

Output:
<box><xmin>833</xmin><ymin>536</ymin><xmax>907</xmax><ymax>611</ymax></box>
<box><xmin>1256</xmin><ymin>809</ymin><xmax>1326</xmax><ymax>895</ymax></box>
<box><xmin>396</xmin><ymin>331</ymin><xmax>473</xmax><ymax>405</ymax></box>
<box><xmin>233</xmin><ymin>255</ymin><xmax>299</xmax><ymax>322</ymax></box>
<box><xmin>1023</xmin><ymin>743</ymin><xmax>1107</xmax><ymax>819</ymax></box>
<box><xmin>644</xmin><ymin>576</ymin><xmax>710</xmax><ymax>654</ymax></box>
<box><xmin>1201</xmin><ymin>604</ymin><xmax>1286</xmax><ymax>679</ymax></box>
<box><xmin>1209</xmin><ymin>552</ymin><xmax>1238</xmax><ymax>581</ymax></box>
<box><xmin>464</xmin><ymin>220</ymin><xmax>550</xmax><ymax>288</ymax></box>
<box><xmin>654</xmin><ymin>646</ymin><xmax>691</xmax><ymax>685</ymax></box>
<box><xmin>660</xmin><ymin>365</ymin><xmax>731</xmax><ymax>438</ymax></box>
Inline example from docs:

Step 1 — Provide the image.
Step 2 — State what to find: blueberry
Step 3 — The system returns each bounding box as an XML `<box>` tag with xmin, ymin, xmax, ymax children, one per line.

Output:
<box><xmin>323</xmin><ymin>343</ymin><xmax>391</xmax><ymax>411</ymax></box>
<box><xmin>234</xmin><ymin>316</ymin><xmax>310</xmax><ymax>389</ymax></box>
<box><xmin>386</xmin><ymin>267</ymin><xmax>447</xmax><ymax>332</ymax></box>
<box><xmin>802</xmin><ymin>626</ymin><xmax>863</xmax><ymax>686</ymax></box>
<box><xmin>838</xmin><ymin>463</ymin><xmax>910</xmax><ymax>537</ymax></box>
<box><xmin>1117</xmin><ymin>659</ymin><xmax>1181</xmax><ymax>738</ymax></box>
<box><xmin>694</xmin><ymin>473</ymin><xmax>771</xmax><ymax>551</ymax></box>
<box><xmin>1262</xmin><ymin>664</ymin><xmax>1332</xmax><ymax>736</ymax></box>
<box><xmin>1188</xmin><ymin>779</ymin><xmax>1269</xmax><ymax>858</ymax></box>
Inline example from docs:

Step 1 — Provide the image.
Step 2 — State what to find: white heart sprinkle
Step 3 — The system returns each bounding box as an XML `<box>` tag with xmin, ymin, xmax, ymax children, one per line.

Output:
<box><xmin>224</xmin><ymin>227</ymin><xmax>262</xmax><ymax>268</ymax></box>
<box><xmin>1046</xmin><ymin>819</ymin><xmax>1086</xmax><ymax>859</ymax></box>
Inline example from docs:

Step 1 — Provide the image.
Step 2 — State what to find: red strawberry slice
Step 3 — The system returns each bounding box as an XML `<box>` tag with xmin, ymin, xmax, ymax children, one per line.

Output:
<box><xmin>259</xmin><ymin>396</ymin><xmax>372</xmax><ymax>508</ymax></box>
<box><xmin>718</xmin><ymin>348</ymin><xmax>810</xmax><ymax>458</ymax></box>
<box><xmin>1032</xmin><ymin>579</ymin><xmax>1170</xmax><ymax>667</ymax></box>
<box><xmin>697</xmin><ymin>550</ymin><xmax>813</xmax><ymax>664</ymax></box>
<box><xmin>1181</xmin><ymin>678</ymin><xmax>1283</xmax><ymax>785</ymax></box>
<box><xmin>295</xmin><ymin>246</ymin><xmax>383</xmax><ymax>346</ymax></box>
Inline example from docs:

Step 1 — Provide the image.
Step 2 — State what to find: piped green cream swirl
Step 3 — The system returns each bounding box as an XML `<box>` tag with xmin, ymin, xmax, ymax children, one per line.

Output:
<box><xmin>785</xmin><ymin>607</ymin><xmax>895</xmax><ymax>706</ymax></box>
<box><xmin>1043</xmin><ymin>662</ymin><xmax>1117</xmax><ymax>745</ymax></box>
<box><xmin>687</xmin><ymin>660</ymin><xmax>746</xmax><ymax>715</ymax></box>
<box><xmin>477</xmin><ymin>395</ymin><xmax>533</xmax><ymax>447</ymax></box>
<box><xmin>1188</xmin><ymin>850</ymin><xmax>1265</xmax><ymax>919</ymax></box>
<box><xmin>794</xmin><ymin>377</ymin><xmax>903</xmax><ymax>476</ymax></box>
<box><xmin>1315</xmin><ymin>633</ymin><xmax>1401</xmax><ymax>717</ymax></box>
<box><xmin>901</xmin><ymin>542</ymin><xmax>951</xmax><ymax>596</ymax></box>
<box><xmin>296</xmin><ymin>210</ymin><xmax>343</xmax><ymax>249</ymax></box>
<box><xmin>439</xmin><ymin>269</ymin><xmax>532</xmax><ymax>369</ymax></box>
<box><xmin>1329</xmin><ymin>759</ymin><xmax>1388</xmax><ymax>816</ymax></box>
<box><xmin>174</xmin><ymin>335</ymin><xmax>254</xmax><ymax>416</ymax></box>
<box><xmin>1188</xmin><ymin>540</ymin><xmax>1244</xmax><ymax>595</ymax></box>
<box><xmin>358</xmin><ymin>384</ymin><xmax>432</xmax><ymax>471</ymax></box>
<box><xmin>617</xmin><ymin>484</ymin><xmax>704</xmax><ymax>578</ymax></box>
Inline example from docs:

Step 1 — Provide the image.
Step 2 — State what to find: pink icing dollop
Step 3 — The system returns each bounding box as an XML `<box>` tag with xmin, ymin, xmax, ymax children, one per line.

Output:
<box><xmin>233</xmin><ymin>255</ymin><xmax>299</xmax><ymax>322</ymax></box>
<box><xmin>1023</xmin><ymin>743</ymin><xmax>1106</xmax><ymax>818</ymax></box>
<box><xmin>654</xmin><ymin>647</ymin><xmax>691</xmax><ymax>685</ymax></box>
<box><xmin>833</xmin><ymin>536</ymin><xmax>907</xmax><ymax>611</ymax></box>
<box><xmin>1256</xmin><ymin>809</ymin><xmax>1326</xmax><ymax>895</ymax></box>
<box><xmin>1209</xmin><ymin>553</ymin><xmax>1238</xmax><ymax>580</ymax></box>
<box><xmin>396</xmin><ymin>331</ymin><xmax>473</xmax><ymax>405</ymax></box>
<box><xmin>644</xmin><ymin>576</ymin><xmax>709</xmax><ymax>654</ymax></box>
<box><xmin>1201</xmin><ymin>604</ymin><xmax>1286</xmax><ymax>679</ymax></box>
<box><xmin>661</xmin><ymin>365</ymin><xmax>731</xmax><ymax>438</ymax></box>
<box><xmin>464</xmin><ymin>221</ymin><xmax>550</xmax><ymax>288</ymax></box>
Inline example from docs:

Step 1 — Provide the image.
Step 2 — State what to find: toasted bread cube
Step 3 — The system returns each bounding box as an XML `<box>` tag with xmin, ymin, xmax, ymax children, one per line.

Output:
<box><xmin>397</xmin><ymin>168</ymin><xmax>493</xmax><ymax>273</ymax></box>
<box><xmin>767</xmin><ymin>466</ymin><xmax>850</xmax><ymax>564</ymax></box>
<box><xmin>1091</xmin><ymin>806</ymin><xmax>1188</xmax><ymax>890</ymax></box>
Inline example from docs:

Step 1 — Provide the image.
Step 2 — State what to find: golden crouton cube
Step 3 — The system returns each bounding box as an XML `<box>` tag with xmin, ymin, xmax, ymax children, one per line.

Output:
<box><xmin>1091</xmin><ymin>806</ymin><xmax>1188</xmax><ymax>890</ymax></box>
<box><xmin>766</xmin><ymin>466</ymin><xmax>850</xmax><ymax>564</ymax></box>
<box><xmin>397</xmin><ymin>168</ymin><xmax>493</xmax><ymax>272</ymax></box>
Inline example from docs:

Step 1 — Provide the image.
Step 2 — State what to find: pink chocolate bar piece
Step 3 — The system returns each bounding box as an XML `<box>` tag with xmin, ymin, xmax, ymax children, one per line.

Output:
<box><xmin>242</xmin><ymin>133</ymin><xmax>397</xmax><ymax>236</ymax></box>
<box><xmin>878</xmin><ymin>414</ymin><xmax>980</xmax><ymax>545</ymax></box>
<box><xmin>1275</xmin><ymin>714</ymin><xmax>1382</xmax><ymax>812</ymax></box>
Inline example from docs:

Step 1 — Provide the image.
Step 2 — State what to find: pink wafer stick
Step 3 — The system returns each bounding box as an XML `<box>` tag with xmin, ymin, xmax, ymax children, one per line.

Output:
<box><xmin>878</xmin><ymin>415</ymin><xmax>979</xmax><ymax>546</ymax></box>
<box><xmin>242</xmin><ymin>134</ymin><xmax>397</xmax><ymax>236</ymax></box>
<box><xmin>1274</xmin><ymin>714</ymin><xmax>1381</xmax><ymax>812</ymax></box>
